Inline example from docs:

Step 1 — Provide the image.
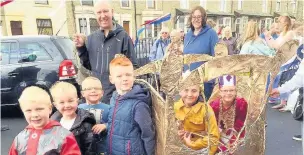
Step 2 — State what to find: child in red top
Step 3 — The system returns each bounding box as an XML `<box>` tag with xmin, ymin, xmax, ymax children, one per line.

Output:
<box><xmin>9</xmin><ymin>86</ymin><xmax>81</xmax><ymax>155</ymax></box>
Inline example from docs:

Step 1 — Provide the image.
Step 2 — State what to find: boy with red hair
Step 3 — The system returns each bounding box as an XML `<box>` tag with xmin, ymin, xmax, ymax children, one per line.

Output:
<box><xmin>105</xmin><ymin>55</ymin><xmax>156</xmax><ymax>155</ymax></box>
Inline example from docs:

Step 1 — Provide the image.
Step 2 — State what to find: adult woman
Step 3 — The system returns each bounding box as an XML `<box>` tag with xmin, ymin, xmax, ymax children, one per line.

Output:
<box><xmin>149</xmin><ymin>27</ymin><xmax>170</xmax><ymax>61</ymax></box>
<box><xmin>183</xmin><ymin>6</ymin><xmax>218</xmax><ymax>100</ymax></box>
<box><xmin>267</xmin><ymin>16</ymin><xmax>296</xmax><ymax>110</ymax></box>
<box><xmin>174</xmin><ymin>84</ymin><xmax>219</xmax><ymax>155</ymax></box>
<box><xmin>219</xmin><ymin>26</ymin><xmax>238</xmax><ymax>55</ymax></box>
<box><xmin>265</xmin><ymin>16</ymin><xmax>295</xmax><ymax>49</ymax></box>
<box><xmin>210</xmin><ymin>75</ymin><xmax>248</xmax><ymax>153</ymax></box>
<box><xmin>239</xmin><ymin>21</ymin><xmax>275</xmax><ymax>56</ymax></box>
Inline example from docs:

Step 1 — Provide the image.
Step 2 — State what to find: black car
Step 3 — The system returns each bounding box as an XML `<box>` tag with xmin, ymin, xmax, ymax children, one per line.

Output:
<box><xmin>0</xmin><ymin>35</ymin><xmax>81</xmax><ymax>106</ymax></box>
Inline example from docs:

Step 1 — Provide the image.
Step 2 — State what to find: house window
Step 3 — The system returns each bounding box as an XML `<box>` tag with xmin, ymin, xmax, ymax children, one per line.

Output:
<box><xmin>81</xmin><ymin>0</ymin><xmax>93</xmax><ymax>6</ymax></box>
<box><xmin>238</xmin><ymin>0</ymin><xmax>242</xmax><ymax>10</ymax></box>
<box><xmin>79</xmin><ymin>18</ymin><xmax>88</xmax><ymax>35</ymax></box>
<box><xmin>274</xmin><ymin>17</ymin><xmax>279</xmax><ymax>23</ymax></box>
<box><xmin>89</xmin><ymin>18</ymin><xmax>99</xmax><ymax>34</ymax></box>
<box><xmin>153</xmin><ymin>24</ymin><xmax>162</xmax><ymax>37</ymax></box>
<box><xmin>220</xmin><ymin>0</ymin><xmax>226</xmax><ymax>12</ymax></box>
<box><xmin>200</xmin><ymin>0</ymin><xmax>207</xmax><ymax>8</ymax></box>
<box><xmin>235</xmin><ymin>18</ymin><xmax>241</xmax><ymax>34</ymax></box>
<box><xmin>291</xmin><ymin>0</ymin><xmax>296</xmax><ymax>13</ymax></box>
<box><xmin>180</xmin><ymin>0</ymin><xmax>189</xmax><ymax>9</ymax></box>
<box><xmin>260</xmin><ymin>19</ymin><xmax>266</xmax><ymax>31</ymax></box>
<box><xmin>0</xmin><ymin>21</ymin><xmax>2</xmax><ymax>36</ymax></box>
<box><xmin>35</xmin><ymin>0</ymin><xmax>48</xmax><ymax>5</ymax></box>
<box><xmin>276</xmin><ymin>0</ymin><xmax>281</xmax><ymax>12</ymax></box>
<box><xmin>265</xmin><ymin>18</ymin><xmax>272</xmax><ymax>30</ymax></box>
<box><xmin>123</xmin><ymin>21</ymin><xmax>130</xmax><ymax>35</ymax></box>
<box><xmin>242</xmin><ymin>16</ymin><xmax>248</xmax><ymax>32</ymax></box>
<box><xmin>145</xmin><ymin>22</ymin><xmax>152</xmax><ymax>38</ymax></box>
<box><xmin>121</xmin><ymin>0</ymin><xmax>130</xmax><ymax>8</ymax></box>
<box><xmin>218</xmin><ymin>17</ymin><xmax>231</xmax><ymax>28</ymax></box>
<box><xmin>36</xmin><ymin>19</ymin><xmax>53</xmax><ymax>35</ymax></box>
<box><xmin>10</xmin><ymin>21</ymin><xmax>23</xmax><ymax>35</ymax></box>
<box><xmin>147</xmin><ymin>0</ymin><xmax>155</xmax><ymax>9</ymax></box>
<box><xmin>179</xmin><ymin>16</ymin><xmax>185</xmax><ymax>30</ymax></box>
<box><xmin>262</xmin><ymin>0</ymin><xmax>268</xmax><ymax>13</ymax></box>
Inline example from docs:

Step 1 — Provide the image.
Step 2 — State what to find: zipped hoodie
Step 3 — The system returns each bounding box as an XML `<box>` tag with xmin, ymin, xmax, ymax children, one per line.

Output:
<box><xmin>77</xmin><ymin>23</ymin><xmax>138</xmax><ymax>103</ymax></box>
<box><xmin>183</xmin><ymin>25</ymin><xmax>218</xmax><ymax>71</ymax></box>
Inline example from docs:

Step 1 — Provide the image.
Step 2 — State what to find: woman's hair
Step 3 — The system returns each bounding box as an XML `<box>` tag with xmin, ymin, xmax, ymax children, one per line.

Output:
<box><xmin>279</xmin><ymin>16</ymin><xmax>292</xmax><ymax>36</ymax></box>
<box><xmin>222</xmin><ymin>26</ymin><xmax>232</xmax><ymax>39</ymax></box>
<box><xmin>243</xmin><ymin>20</ymin><xmax>259</xmax><ymax>43</ymax></box>
<box><xmin>292</xmin><ymin>21</ymin><xmax>303</xmax><ymax>30</ymax></box>
<box><xmin>187</xmin><ymin>6</ymin><xmax>207</xmax><ymax>31</ymax></box>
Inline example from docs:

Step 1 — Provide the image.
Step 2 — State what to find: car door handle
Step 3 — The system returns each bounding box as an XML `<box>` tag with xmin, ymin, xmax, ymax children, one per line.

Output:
<box><xmin>8</xmin><ymin>72</ymin><xmax>18</xmax><ymax>77</ymax></box>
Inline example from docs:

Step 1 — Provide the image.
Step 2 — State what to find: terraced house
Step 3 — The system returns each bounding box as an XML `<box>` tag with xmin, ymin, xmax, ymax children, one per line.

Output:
<box><xmin>173</xmin><ymin>0</ymin><xmax>303</xmax><ymax>36</ymax></box>
<box><xmin>1</xmin><ymin>0</ymin><xmax>303</xmax><ymax>38</ymax></box>
<box><xmin>1</xmin><ymin>0</ymin><xmax>70</xmax><ymax>36</ymax></box>
<box><xmin>71</xmin><ymin>0</ymin><xmax>166</xmax><ymax>40</ymax></box>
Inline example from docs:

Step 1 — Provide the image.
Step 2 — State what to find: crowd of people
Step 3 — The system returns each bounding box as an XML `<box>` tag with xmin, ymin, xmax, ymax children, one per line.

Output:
<box><xmin>8</xmin><ymin>0</ymin><xmax>304</xmax><ymax>155</ymax></box>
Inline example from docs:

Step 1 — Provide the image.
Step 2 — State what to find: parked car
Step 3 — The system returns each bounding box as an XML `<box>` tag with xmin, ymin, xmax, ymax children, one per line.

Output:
<box><xmin>0</xmin><ymin>35</ymin><xmax>81</xmax><ymax>106</ymax></box>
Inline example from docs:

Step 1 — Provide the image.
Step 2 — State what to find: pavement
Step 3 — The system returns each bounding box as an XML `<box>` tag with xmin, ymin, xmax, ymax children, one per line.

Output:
<box><xmin>1</xmin><ymin>104</ymin><xmax>302</xmax><ymax>155</ymax></box>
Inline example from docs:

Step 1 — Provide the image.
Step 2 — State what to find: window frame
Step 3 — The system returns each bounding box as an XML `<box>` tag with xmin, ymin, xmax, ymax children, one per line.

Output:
<box><xmin>242</xmin><ymin>16</ymin><xmax>249</xmax><ymax>33</ymax></box>
<box><xmin>291</xmin><ymin>0</ymin><xmax>297</xmax><ymax>13</ymax></box>
<box><xmin>89</xmin><ymin>18</ymin><xmax>99</xmax><ymax>34</ymax></box>
<box><xmin>10</xmin><ymin>21</ymin><xmax>23</xmax><ymax>36</ymax></box>
<box><xmin>220</xmin><ymin>0</ymin><xmax>227</xmax><ymax>12</ymax></box>
<box><xmin>276</xmin><ymin>0</ymin><xmax>281</xmax><ymax>12</ymax></box>
<box><xmin>146</xmin><ymin>0</ymin><xmax>156</xmax><ymax>9</ymax></box>
<box><xmin>120</xmin><ymin>0</ymin><xmax>131</xmax><ymax>9</ymax></box>
<box><xmin>218</xmin><ymin>17</ymin><xmax>231</xmax><ymax>28</ymax></box>
<box><xmin>79</xmin><ymin>18</ymin><xmax>88</xmax><ymax>35</ymax></box>
<box><xmin>200</xmin><ymin>0</ymin><xmax>207</xmax><ymax>8</ymax></box>
<box><xmin>153</xmin><ymin>24</ymin><xmax>162</xmax><ymax>38</ymax></box>
<box><xmin>180</xmin><ymin>0</ymin><xmax>189</xmax><ymax>9</ymax></box>
<box><xmin>235</xmin><ymin>18</ymin><xmax>241</xmax><ymax>35</ymax></box>
<box><xmin>80</xmin><ymin>0</ymin><xmax>94</xmax><ymax>6</ymax></box>
<box><xmin>265</xmin><ymin>18</ymin><xmax>273</xmax><ymax>30</ymax></box>
<box><xmin>34</xmin><ymin>0</ymin><xmax>48</xmax><ymax>5</ymax></box>
<box><xmin>238</xmin><ymin>0</ymin><xmax>243</xmax><ymax>10</ymax></box>
<box><xmin>144</xmin><ymin>21</ymin><xmax>153</xmax><ymax>38</ymax></box>
<box><xmin>262</xmin><ymin>0</ymin><xmax>268</xmax><ymax>13</ymax></box>
<box><xmin>36</xmin><ymin>19</ymin><xmax>53</xmax><ymax>35</ymax></box>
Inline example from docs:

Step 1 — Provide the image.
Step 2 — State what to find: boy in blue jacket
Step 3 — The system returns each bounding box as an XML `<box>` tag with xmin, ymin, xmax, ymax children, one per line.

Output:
<box><xmin>105</xmin><ymin>55</ymin><xmax>156</xmax><ymax>155</ymax></box>
<box><xmin>78</xmin><ymin>77</ymin><xmax>110</xmax><ymax>154</ymax></box>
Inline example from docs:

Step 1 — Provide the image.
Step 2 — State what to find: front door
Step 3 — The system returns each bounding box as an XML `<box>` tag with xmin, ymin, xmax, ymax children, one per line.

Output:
<box><xmin>123</xmin><ymin>21</ymin><xmax>130</xmax><ymax>35</ymax></box>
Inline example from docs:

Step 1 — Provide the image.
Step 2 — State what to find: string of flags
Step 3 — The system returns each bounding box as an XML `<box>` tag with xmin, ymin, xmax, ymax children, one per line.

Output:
<box><xmin>0</xmin><ymin>0</ymin><xmax>13</xmax><ymax>7</ymax></box>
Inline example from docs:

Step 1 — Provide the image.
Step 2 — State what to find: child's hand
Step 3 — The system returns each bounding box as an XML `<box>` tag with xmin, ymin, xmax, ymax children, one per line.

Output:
<box><xmin>183</xmin><ymin>132</ymin><xmax>193</xmax><ymax>146</ymax></box>
<box><xmin>92</xmin><ymin>124</ymin><xmax>106</xmax><ymax>134</ymax></box>
<box><xmin>177</xmin><ymin>130</ymin><xmax>186</xmax><ymax>139</ymax></box>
